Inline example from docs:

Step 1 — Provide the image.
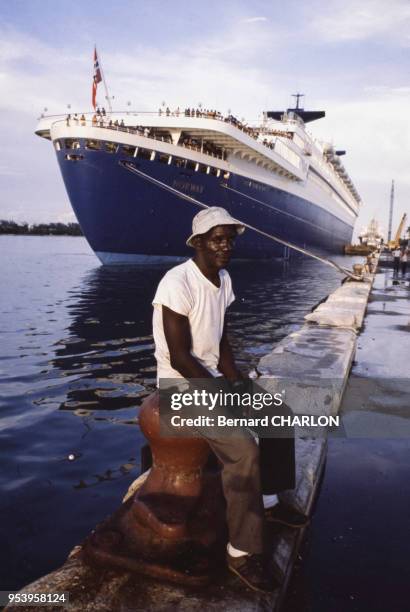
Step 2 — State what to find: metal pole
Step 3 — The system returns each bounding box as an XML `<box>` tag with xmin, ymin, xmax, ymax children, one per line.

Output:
<box><xmin>96</xmin><ymin>46</ymin><xmax>113</xmax><ymax>113</ymax></box>
<box><xmin>387</xmin><ymin>179</ymin><xmax>394</xmax><ymax>242</ymax></box>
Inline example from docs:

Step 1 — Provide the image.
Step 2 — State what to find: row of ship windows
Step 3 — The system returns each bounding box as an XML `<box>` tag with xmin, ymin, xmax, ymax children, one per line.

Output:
<box><xmin>56</xmin><ymin>139</ymin><xmax>230</xmax><ymax>178</ymax></box>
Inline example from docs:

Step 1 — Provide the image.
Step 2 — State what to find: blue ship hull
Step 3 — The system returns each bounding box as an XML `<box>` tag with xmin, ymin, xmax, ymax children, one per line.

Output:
<box><xmin>56</xmin><ymin>145</ymin><xmax>354</xmax><ymax>264</ymax></box>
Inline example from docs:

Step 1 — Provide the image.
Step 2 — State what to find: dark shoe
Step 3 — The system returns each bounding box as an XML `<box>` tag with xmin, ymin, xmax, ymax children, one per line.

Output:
<box><xmin>264</xmin><ymin>502</ymin><xmax>309</xmax><ymax>528</ymax></box>
<box><xmin>227</xmin><ymin>553</ymin><xmax>280</xmax><ymax>593</ymax></box>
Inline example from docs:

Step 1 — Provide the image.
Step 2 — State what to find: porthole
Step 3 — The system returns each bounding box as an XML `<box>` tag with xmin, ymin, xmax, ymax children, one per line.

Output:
<box><xmin>105</xmin><ymin>142</ymin><xmax>118</xmax><ymax>154</ymax></box>
<box><xmin>86</xmin><ymin>140</ymin><xmax>101</xmax><ymax>151</ymax></box>
<box><xmin>138</xmin><ymin>148</ymin><xmax>152</xmax><ymax>160</ymax></box>
<box><xmin>65</xmin><ymin>154</ymin><xmax>84</xmax><ymax>161</ymax></box>
<box><xmin>65</xmin><ymin>139</ymin><xmax>81</xmax><ymax>150</ymax></box>
<box><xmin>121</xmin><ymin>145</ymin><xmax>136</xmax><ymax>156</ymax></box>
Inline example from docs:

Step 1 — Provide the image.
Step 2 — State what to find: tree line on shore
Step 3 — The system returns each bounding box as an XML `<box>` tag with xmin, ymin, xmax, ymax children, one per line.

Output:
<box><xmin>0</xmin><ymin>219</ymin><xmax>83</xmax><ymax>236</ymax></box>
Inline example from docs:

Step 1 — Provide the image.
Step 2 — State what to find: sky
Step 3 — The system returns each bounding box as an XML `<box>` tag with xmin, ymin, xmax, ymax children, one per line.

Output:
<box><xmin>0</xmin><ymin>0</ymin><xmax>409</xmax><ymax>239</ymax></box>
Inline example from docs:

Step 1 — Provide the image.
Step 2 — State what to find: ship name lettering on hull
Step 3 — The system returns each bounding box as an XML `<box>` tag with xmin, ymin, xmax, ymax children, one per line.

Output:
<box><xmin>172</xmin><ymin>180</ymin><xmax>204</xmax><ymax>194</ymax></box>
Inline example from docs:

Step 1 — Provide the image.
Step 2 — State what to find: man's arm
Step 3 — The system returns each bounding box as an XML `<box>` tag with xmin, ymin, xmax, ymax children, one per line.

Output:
<box><xmin>162</xmin><ymin>305</ymin><xmax>212</xmax><ymax>378</ymax></box>
<box><xmin>218</xmin><ymin>317</ymin><xmax>243</xmax><ymax>382</ymax></box>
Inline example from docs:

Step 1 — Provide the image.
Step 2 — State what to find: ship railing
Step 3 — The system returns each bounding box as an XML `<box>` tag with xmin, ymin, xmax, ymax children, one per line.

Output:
<box><xmin>315</xmin><ymin>155</ymin><xmax>359</xmax><ymax>203</ymax></box>
<box><xmin>49</xmin><ymin>118</ymin><xmax>227</xmax><ymax>161</ymax></box>
<box><xmin>47</xmin><ymin>116</ymin><xmax>310</xmax><ymax>178</ymax></box>
<box><xmin>41</xmin><ymin>110</ymin><xmax>298</xmax><ymax>159</ymax></box>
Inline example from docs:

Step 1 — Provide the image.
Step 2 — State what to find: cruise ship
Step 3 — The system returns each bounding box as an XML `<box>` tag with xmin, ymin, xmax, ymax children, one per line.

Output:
<box><xmin>35</xmin><ymin>99</ymin><xmax>361</xmax><ymax>264</ymax></box>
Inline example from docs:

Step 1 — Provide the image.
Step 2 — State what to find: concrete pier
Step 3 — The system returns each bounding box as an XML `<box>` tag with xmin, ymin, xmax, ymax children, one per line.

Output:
<box><xmin>7</xmin><ymin>265</ymin><xmax>376</xmax><ymax>612</ymax></box>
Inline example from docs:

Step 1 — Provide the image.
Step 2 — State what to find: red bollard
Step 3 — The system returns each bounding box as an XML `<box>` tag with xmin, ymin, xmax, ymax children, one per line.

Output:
<box><xmin>83</xmin><ymin>392</ymin><xmax>226</xmax><ymax>585</ymax></box>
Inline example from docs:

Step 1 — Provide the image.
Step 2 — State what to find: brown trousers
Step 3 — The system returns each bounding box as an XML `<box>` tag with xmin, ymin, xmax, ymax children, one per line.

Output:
<box><xmin>156</xmin><ymin>393</ymin><xmax>295</xmax><ymax>555</ymax></box>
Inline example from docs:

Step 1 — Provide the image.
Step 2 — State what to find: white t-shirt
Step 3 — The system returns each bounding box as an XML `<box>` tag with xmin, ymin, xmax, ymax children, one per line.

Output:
<box><xmin>152</xmin><ymin>259</ymin><xmax>235</xmax><ymax>381</ymax></box>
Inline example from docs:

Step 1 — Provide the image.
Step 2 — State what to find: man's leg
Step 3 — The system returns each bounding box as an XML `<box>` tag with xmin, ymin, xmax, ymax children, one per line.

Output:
<box><xmin>197</xmin><ymin>431</ymin><xmax>280</xmax><ymax>593</ymax></box>
<box><xmin>259</xmin><ymin>436</ymin><xmax>308</xmax><ymax>528</ymax></box>
<box><xmin>198</xmin><ymin>432</ymin><xmax>264</xmax><ymax>555</ymax></box>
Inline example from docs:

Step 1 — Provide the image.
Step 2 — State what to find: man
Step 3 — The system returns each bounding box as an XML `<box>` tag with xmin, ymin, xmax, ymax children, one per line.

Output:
<box><xmin>393</xmin><ymin>246</ymin><xmax>401</xmax><ymax>275</ymax></box>
<box><xmin>152</xmin><ymin>207</ymin><xmax>305</xmax><ymax>593</ymax></box>
<box><xmin>400</xmin><ymin>247</ymin><xmax>408</xmax><ymax>276</ymax></box>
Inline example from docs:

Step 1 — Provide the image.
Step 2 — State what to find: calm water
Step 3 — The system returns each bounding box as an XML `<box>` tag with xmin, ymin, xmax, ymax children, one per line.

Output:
<box><xmin>0</xmin><ymin>236</ymin><xmax>357</xmax><ymax>591</ymax></box>
<box><xmin>286</xmin><ymin>268</ymin><xmax>410</xmax><ymax>612</ymax></box>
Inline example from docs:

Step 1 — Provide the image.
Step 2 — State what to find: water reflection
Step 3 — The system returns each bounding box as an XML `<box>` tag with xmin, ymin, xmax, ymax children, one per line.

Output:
<box><xmin>0</xmin><ymin>237</ymin><xmax>351</xmax><ymax>591</ymax></box>
<box><xmin>51</xmin><ymin>259</ymin><xmax>345</xmax><ymax>418</ymax></box>
<box><xmin>52</xmin><ymin>265</ymin><xmax>164</xmax><ymax>414</ymax></box>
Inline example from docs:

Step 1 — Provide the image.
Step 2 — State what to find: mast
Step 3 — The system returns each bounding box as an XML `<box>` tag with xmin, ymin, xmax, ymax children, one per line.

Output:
<box><xmin>292</xmin><ymin>93</ymin><xmax>305</xmax><ymax>110</ymax></box>
<box><xmin>267</xmin><ymin>94</ymin><xmax>325</xmax><ymax>124</ymax></box>
<box><xmin>387</xmin><ymin>179</ymin><xmax>394</xmax><ymax>242</ymax></box>
<box><xmin>96</xmin><ymin>45</ymin><xmax>113</xmax><ymax>113</ymax></box>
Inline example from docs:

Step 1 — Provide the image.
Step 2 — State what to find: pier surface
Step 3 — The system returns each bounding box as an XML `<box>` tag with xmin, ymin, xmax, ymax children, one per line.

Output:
<box><xmin>7</xmin><ymin>267</ymin><xmax>379</xmax><ymax>611</ymax></box>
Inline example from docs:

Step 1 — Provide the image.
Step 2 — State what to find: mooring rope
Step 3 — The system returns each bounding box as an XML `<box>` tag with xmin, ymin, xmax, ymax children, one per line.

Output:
<box><xmin>120</xmin><ymin>161</ymin><xmax>362</xmax><ymax>281</ymax></box>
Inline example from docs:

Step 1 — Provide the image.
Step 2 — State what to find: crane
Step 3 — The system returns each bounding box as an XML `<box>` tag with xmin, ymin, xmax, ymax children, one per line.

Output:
<box><xmin>388</xmin><ymin>213</ymin><xmax>407</xmax><ymax>249</ymax></box>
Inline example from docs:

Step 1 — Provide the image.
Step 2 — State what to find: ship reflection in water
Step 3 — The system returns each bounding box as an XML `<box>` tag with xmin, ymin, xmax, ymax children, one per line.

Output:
<box><xmin>54</xmin><ymin>265</ymin><xmax>159</xmax><ymax>413</ymax></box>
<box><xmin>51</xmin><ymin>265</ymin><xmax>163</xmax><ymax>491</ymax></box>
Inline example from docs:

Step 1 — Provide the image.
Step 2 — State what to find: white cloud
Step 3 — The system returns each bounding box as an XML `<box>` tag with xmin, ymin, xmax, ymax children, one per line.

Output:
<box><xmin>241</xmin><ymin>17</ymin><xmax>268</xmax><ymax>24</ymax></box>
<box><xmin>311</xmin><ymin>88</ymin><xmax>410</xmax><ymax>237</ymax></box>
<box><xmin>310</xmin><ymin>0</ymin><xmax>410</xmax><ymax>43</ymax></box>
<box><xmin>0</xmin><ymin>163</ymin><xmax>24</xmax><ymax>177</ymax></box>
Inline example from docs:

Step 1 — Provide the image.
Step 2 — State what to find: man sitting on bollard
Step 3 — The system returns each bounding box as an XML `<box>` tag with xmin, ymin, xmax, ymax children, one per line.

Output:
<box><xmin>152</xmin><ymin>207</ymin><xmax>306</xmax><ymax>593</ymax></box>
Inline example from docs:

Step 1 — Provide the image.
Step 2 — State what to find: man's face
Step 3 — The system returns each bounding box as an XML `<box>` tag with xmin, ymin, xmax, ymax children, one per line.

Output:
<box><xmin>195</xmin><ymin>225</ymin><xmax>238</xmax><ymax>269</ymax></box>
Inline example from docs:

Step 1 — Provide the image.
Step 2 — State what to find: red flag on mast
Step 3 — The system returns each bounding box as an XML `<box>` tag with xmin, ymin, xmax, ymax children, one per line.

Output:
<box><xmin>92</xmin><ymin>46</ymin><xmax>102</xmax><ymax>109</ymax></box>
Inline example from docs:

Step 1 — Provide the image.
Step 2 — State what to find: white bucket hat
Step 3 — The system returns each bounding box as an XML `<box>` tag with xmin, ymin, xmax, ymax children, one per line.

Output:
<box><xmin>186</xmin><ymin>207</ymin><xmax>245</xmax><ymax>247</ymax></box>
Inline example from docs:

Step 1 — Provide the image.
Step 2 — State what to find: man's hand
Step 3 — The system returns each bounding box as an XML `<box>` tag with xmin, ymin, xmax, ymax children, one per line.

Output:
<box><xmin>218</xmin><ymin>317</ymin><xmax>243</xmax><ymax>382</ymax></box>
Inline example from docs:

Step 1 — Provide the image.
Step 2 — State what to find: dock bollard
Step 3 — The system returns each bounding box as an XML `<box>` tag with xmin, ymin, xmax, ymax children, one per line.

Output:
<box><xmin>352</xmin><ymin>263</ymin><xmax>365</xmax><ymax>279</ymax></box>
<box><xmin>83</xmin><ymin>391</ymin><xmax>227</xmax><ymax>585</ymax></box>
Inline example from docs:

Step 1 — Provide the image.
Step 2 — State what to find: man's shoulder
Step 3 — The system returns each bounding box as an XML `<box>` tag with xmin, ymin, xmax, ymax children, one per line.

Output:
<box><xmin>220</xmin><ymin>268</ymin><xmax>233</xmax><ymax>286</ymax></box>
<box><xmin>157</xmin><ymin>260</ymin><xmax>192</xmax><ymax>288</ymax></box>
<box><xmin>153</xmin><ymin>260</ymin><xmax>194</xmax><ymax>311</ymax></box>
